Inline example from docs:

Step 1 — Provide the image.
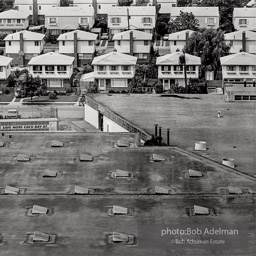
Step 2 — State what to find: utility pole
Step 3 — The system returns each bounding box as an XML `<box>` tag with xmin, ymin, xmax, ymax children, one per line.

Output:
<box><xmin>183</xmin><ymin>50</ymin><xmax>187</xmax><ymax>91</ymax></box>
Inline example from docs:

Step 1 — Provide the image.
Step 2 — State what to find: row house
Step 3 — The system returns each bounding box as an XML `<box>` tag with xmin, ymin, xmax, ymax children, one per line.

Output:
<box><xmin>0</xmin><ymin>10</ymin><xmax>29</xmax><ymax>34</ymax></box>
<box><xmin>57</xmin><ymin>30</ymin><xmax>98</xmax><ymax>67</ymax></box>
<box><xmin>224</xmin><ymin>30</ymin><xmax>256</xmax><ymax>55</ymax></box>
<box><xmin>220</xmin><ymin>52</ymin><xmax>256</xmax><ymax>102</ymax></box>
<box><xmin>155</xmin><ymin>29</ymin><xmax>194</xmax><ymax>55</ymax></box>
<box><xmin>233</xmin><ymin>7</ymin><xmax>256</xmax><ymax>31</ymax></box>
<box><xmin>113</xmin><ymin>30</ymin><xmax>152</xmax><ymax>62</ymax></box>
<box><xmin>45</xmin><ymin>6</ymin><xmax>95</xmax><ymax>35</ymax></box>
<box><xmin>156</xmin><ymin>52</ymin><xmax>201</xmax><ymax>90</ymax></box>
<box><xmin>28</xmin><ymin>52</ymin><xmax>74</xmax><ymax>90</ymax></box>
<box><xmin>0</xmin><ymin>56</ymin><xmax>13</xmax><ymax>89</ymax></box>
<box><xmin>108</xmin><ymin>6</ymin><xmax>156</xmax><ymax>37</ymax></box>
<box><xmin>170</xmin><ymin>7</ymin><xmax>220</xmax><ymax>29</ymax></box>
<box><xmin>14</xmin><ymin>0</ymin><xmax>60</xmax><ymax>25</ymax></box>
<box><xmin>4</xmin><ymin>30</ymin><xmax>45</xmax><ymax>66</ymax></box>
<box><xmin>92</xmin><ymin>52</ymin><xmax>137</xmax><ymax>92</ymax></box>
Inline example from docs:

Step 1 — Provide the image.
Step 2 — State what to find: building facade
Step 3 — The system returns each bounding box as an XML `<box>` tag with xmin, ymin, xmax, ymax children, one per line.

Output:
<box><xmin>45</xmin><ymin>6</ymin><xmax>95</xmax><ymax>35</ymax></box>
<box><xmin>4</xmin><ymin>30</ymin><xmax>45</xmax><ymax>66</ymax></box>
<box><xmin>0</xmin><ymin>55</ymin><xmax>13</xmax><ymax>89</ymax></box>
<box><xmin>156</xmin><ymin>52</ymin><xmax>201</xmax><ymax>90</ymax></box>
<box><xmin>170</xmin><ymin>7</ymin><xmax>220</xmax><ymax>29</ymax></box>
<box><xmin>224</xmin><ymin>30</ymin><xmax>256</xmax><ymax>55</ymax></box>
<box><xmin>108</xmin><ymin>6</ymin><xmax>156</xmax><ymax>37</ymax></box>
<box><xmin>92</xmin><ymin>52</ymin><xmax>137</xmax><ymax>92</ymax></box>
<box><xmin>58</xmin><ymin>30</ymin><xmax>97</xmax><ymax>67</ymax></box>
<box><xmin>28</xmin><ymin>52</ymin><xmax>74</xmax><ymax>90</ymax></box>
<box><xmin>233</xmin><ymin>8</ymin><xmax>256</xmax><ymax>31</ymax></box>
<box><xmin>0</xmin><ymin>10</ymin><xmax>29</xmax><ymax>34</ymax></box>
<box><xmin>113</xmin><ymin>30</ymin><xmax>152</xmax><ymax>62</ymax></box>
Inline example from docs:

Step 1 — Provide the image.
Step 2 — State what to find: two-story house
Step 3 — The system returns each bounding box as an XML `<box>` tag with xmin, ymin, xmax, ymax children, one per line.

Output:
<box><xmin>45</xmin><ymin>6</ymin><xmax>95</xmax><ymax>35</ymax></box>
<box><xmin>233</xmin><ymin>8</ymin><xmax>256</xmax><ymax>31</ymax></box>
<box><xmin>108</xmin><ymin>6</ymin><xmax>156</xmax><ymax>37</ymax></box>
<box><xmin>92</xmin><ymin>52</ymin><xmax>137</xmax><ymax>92</ymax></box>
<box><xmin>220</xmin><ymin>52</ymin><xmax>256</xmax><ymax>101</ymax></box>
<box><xmin>156</xmin><ymin>52</ymin><xmax>201</xmax><ymax>90</ymax></box>
<box><xmin>113</xmin><ymin>30</ymin><xmax>152</xmax><ymax>62</ymax></box>
<box><xmin>169</xmin><ymin>7</ymin><xmax>220</xmax><ymax>29</ymax></box>
<box><xmin>224</xmin><ymin>30</ymin><xmax>256</xmax><ymax>55</ymax></box>
<box><xmin>97</xmin><ymin>0</ymin><xmax>118</xmax><ymax>15</ymax></box>
<box><xmin>57</xmin><ymin>30</ymin><xmax>97</xmax><ymax>67</ymax></box>
<box><xmin>4</xmin><ymin>30</ymin><xmax>45</xmax><ymax>66</ymax></box>
<box><xmin>0</xmin><ymin>56</ymin><xmax>13</xmax><ymax>89</ymax></box>
<box><xmin>14</xmin><ymin>0</ymin><xmax>60</xmax><ymax>25</ymax></box>
<box><xmin>0</xmin><ymin>10</ymin><xmax>29</xmax><ymax>34</ymax></box>
<box><xmin>28</xmin><ymin>52</ymin><xmax>74</xmax><ymax>90</ymax></box>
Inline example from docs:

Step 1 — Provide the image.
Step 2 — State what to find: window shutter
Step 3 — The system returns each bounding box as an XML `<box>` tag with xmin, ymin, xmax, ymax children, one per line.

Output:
<box><xmin>205</xmin><ymin>18</ymin><xmax>208</xmax><ymax>23</ymax></box>
<box><xmin>214</xmin><ymin>18</ymin><xmax>217</xmax><ymax>24</ymax></box>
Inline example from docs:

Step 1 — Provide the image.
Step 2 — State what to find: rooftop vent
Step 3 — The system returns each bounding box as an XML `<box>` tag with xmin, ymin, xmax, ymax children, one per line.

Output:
<box><xmin>228</xmin><ymin>186</ymin><xmax>243</xmax><ymax>194</ymax></box>
<box><xmin>0</xmin><ymin>141</ymin><xmax>5</xmax><ymax>147</ymax></box>
<box><xmin>79</xmin><ymin>154</ymin><xmax>94</xmax><ymax>162</ymax></box>
<box><xmin>51</xmin><ymin>140</ymin><xmax>64</xmax><ymax>147</ymax></box>
<box><xmin>17</xmin><ymin>154</ymin><xmax>30</xmax><ymax>162</ymax></box>
<box><xmin>74</xmin><ymin>186</ymin><xmax>89</xmax><ymax>194</ymax></box>
<box><xmin>117</xmin><ymin>140</ymin><xmax>130</xmax><ymax>148</ymax></box>
<box><xmin>152</xmin><ymin>153</ymin><xmax>166</xmax><ymax>162</ymax></box>
<box><xmin>111</xmin><ymin>169</ymin><xmax>131</xmax><ymax>178</ymax></box>
<box><xmin>4</xmin><ymin>185</ymin><xmax>19</xmax><ymax>195</ymax></box>
<box><xmin>42</xmin><ymin>169</ymin><xmax>58</xmax><ymax>178</ymax></box>
<box><xmin>108</xmin><ymin>205</ymin><xmax>129</xmax><ymax>215</ymax></box>
<box><xmin>195</xmin><ymin>141</ymin><xmax>207</xmax><ymax>151</ymax></box>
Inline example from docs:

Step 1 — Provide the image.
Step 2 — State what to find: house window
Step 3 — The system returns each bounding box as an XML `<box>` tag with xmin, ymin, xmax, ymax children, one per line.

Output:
<box><xmin>17</xmin><ymin>19</ymin><xmax>21</xmax><ymax>23</ymax></box>
<box><xmin>239</xmin><ymin>19</ymin><xmax>247</xmax><ymax>25</ymax></box>
<box><xmin>57</xmin><ymin>66</ymin><xmax>67</xmax><ymax>71</ymax></box>
<box><xmin>88</xmin><ymin>41</ymin><xmax>93</xmax><ymax>46</ymax></box>
<box><xmin>29</xmin><ymin>6</ymin><xmax>32</xmax><ymax>10</ymax></box>
<box><xmin>7</xmin><ymin>19</ymin><xmax>11</xmax><ymax>23</ymax></box>
<box><xmin>227</xmin><ymin>66</ymin><xmax>235</xmax><ymax>71</ymax></box>
<box><xmin>174</xmin><ymin>40</ymin><xmax>177</xmax><ymax>45</ymax></box>
<box><xmin>172</xmin><ymin>4</ymin><xmax>176</xmax><ymax>7</ymax></box>
<box><xmin>33</xmin><ymin>65</ymin><xmax>42</xmax><ymax>72</ymax></box>
<box><xmin>8</xmin><ymin>41</ymin><xmax>11</xmax><ymax>46</ymax></box>
<box><xmin>122</xmin><ymin>66</ymin><xmax>130</xmax><ymax>71</ymax></box>
<box><xmin>111</xmin><ymin>66</ymin><xmax>118</xmax><ymax>71</ymax></box>
<box><xmin>144</xmin><ymin>40</ymin><xmax>149</xmax><ymax>45</ymax></box>
<box><xmin>252</xmin><ymin>66</ymin><xmax>256</xmax><ymax>71</ymax></box>
<box><xmin>45</xmin><ymin>66</ymin><xmax>55</xmax><ymax>72</ymax></box>
<box><xmin>0</xmin><ymin>19</ymin><xmax>2</xmax><ymax>23</ymax></box>
<box><xmin>0</xmin><ymin>66</ymin><xmax>3</xmax><ymax>72</ymax></box>
<box><xmin>98</xmin><ymin>66</ymin><xmax>105</xmax><ymax>71</ymax></box>
<box><xmin>239</xmin><ymin>66</ymin><xmax>248</xmax><ymax>71</ymax></box>
<box><xmin>142</xmin><ymin>17</ymin><xmax>152</xmax><ymax>23</ymax></box>
<box><xmin>111</xmin><ymin>17</ymin><xmax>121</xmax><ymax>23</ymax></box>
<box><xmin>117</xmin><ymin>40</ymin><xmax>121</xmax><ymax>46</ymax></box>
<box><xmin>49</xmin><ymin>18</ymin><xmax>57</xmax><ymax>24</ymax></box>
<box><xmin>62</xmin><ymin>41</ymin><xmax>65</xmax><ymax>46</ymax></box>
<box><xmin>39</xmin><ymin>6</ymin><xmax>41</xmax><ymax>10</ymax></box>
<box><xmin>34</xmin><ymin>41</ymin><xmax>40</xmax><ymax>46</ymax></box>
<box><xmin>186</xmin><ymin>66</ymin><xmax>196</xmax><ymax>71</ymax></box>
<box><xmin>98</xmin><ymin>4</ymin><xmax>101</xmax><ymax>9</ymax></box>
<box><xmin>174</xmin><ymin>65</ymin><xmax>183</xmax><ymax>71</ymax></box>
<box><xmin>80</xmin><ymin>18</ymin><xmax>88</xmax><ymax>24</ymax></box>
<box><xmin>207</xmin><ymin>18</ymin><xmax>215</xmax><ymax>24</ymax></box>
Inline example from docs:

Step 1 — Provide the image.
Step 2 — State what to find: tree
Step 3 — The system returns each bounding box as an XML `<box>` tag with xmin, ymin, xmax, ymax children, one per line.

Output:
<box><xmin>184</xmin><ymin>28</ymin><xmax>230</xmax><ymax>79</ymax></box>
<box><xmin>135</xmin><ymin>0</ymin><xmax>150</xmax><ymax>5</ymax></box>
<box><xmin>155</xmin><ymin>14</ymin><xmax>170</xmax><ymax>36</ymax></box>
<box><xmin>177</xmin><ymin>0</ymin><xmax>192</xmax><ymax>6</ymax></box>
<box><xmin>198</xmin><ymin>0</ymin><xmax>249</xmax><ymax>31</ymax></box>
<box><xmin>168</xmin><ymin>11</ymin><xmax>199</xmax><ymax>33</ymax></box>
<box><xmin>60</xmin><ymin>0</ymin><xmax>69</xmax><ymax>6</ymax></box>
<box><xmin>118</xmin><ymin>0</ymin><xmax>133</xmax><ymax>6</ymax></box>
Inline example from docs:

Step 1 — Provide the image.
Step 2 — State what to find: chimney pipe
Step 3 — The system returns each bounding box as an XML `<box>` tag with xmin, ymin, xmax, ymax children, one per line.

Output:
<box><xmin>130</xmin><ymin>30</ymin><xmax>134</xmax><ymax>56</ymax></box>
<box><xmin>158</xmin><ymin>126</ymin><xmax>162</xmax><ymax>145</ymax></box>
<box><xmin>242</xmin><ymin>31</ymin><xmax>246</xmax><ymax>52</ymax></box>
<box><xmin>167</xmin><ymin>128</ymin><xmax>170</xmax><ymax>146</ymax></box>
<box><xmin>19</xmin><ymin>32</ymin><xmax>24</xmax><ymax>66</ymax></box>
<box><xmin>33</xmin><ymin>0</ymin><xmax>38</xmax><ymax>25</ymax></box>
<box><xmin>154</xmin><ymin>124</ymin><xmax>158</xmax><ymax>137</ymax></box>
<box><xmin>74</xmin><ymin>31</ymin><xmax>78</xmax><ymax>67</ymax></box>
<box><xmin>185</xmin><ymin>30</ymin><xmax>189</xmax><ymax>45</ymax></box>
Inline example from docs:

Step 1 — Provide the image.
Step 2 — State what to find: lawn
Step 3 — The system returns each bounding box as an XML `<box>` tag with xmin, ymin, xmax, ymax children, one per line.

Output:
<box><xmin>0</xmin><ymin>93</ymin><xmax>14</xmax><ymax>103</ymax></box>
<box><xmin>22</xmin><ymin>94</ymin><xmax>79</xmax><ymax>103</ymax></box>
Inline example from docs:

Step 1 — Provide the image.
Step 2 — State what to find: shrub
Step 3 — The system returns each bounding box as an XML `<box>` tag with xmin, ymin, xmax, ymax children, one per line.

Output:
<box><xmin>108</xmin><ymin>90</ymin><xmax>115</xmax><ymax>94</ymax></box>
<box><xmin>4</xmin><ymin>89</ymin><xmax>9</xmax><ymax>95</ymax></box>
<box><xmin>49</xmin><ymin>92</ymin><xmax>57</xmax><ymax>100</ymax></box>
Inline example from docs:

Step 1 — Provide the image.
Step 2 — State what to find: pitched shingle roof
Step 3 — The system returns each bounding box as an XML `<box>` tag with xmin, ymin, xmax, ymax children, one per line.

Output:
<box><xmin>28</xmin><ymin>52</ymin><xmax>74</xmax><ymax>65</ymax></box>
<box><xmin>113</xmin><ymin>30</ymin><xmax>152</xmax><ymax>40</ymax></box>
<box><xmin>57</xmin><ymin>30</ymin><xmax>97</xmax><ymax>41</ymax></box>
<box><xmin>108</xmin><ymin>6</ymin><xmax>156</xmax><ymax>16</ymax></box>
<box><xmin>168</xmin><ymin>29</ymin><xmax>195</xmax><ymax>40</ymax></box>
<box><xmin>220</xmin><ymin>52</ymin><xmax>256</xmax><ymax>65</ymax></box>
<box><xmin>45</xmin><ymin>6</ymin><xmax>94</xmax><ymax>17</ymax></box>
<box><xmin>0</xmin><ymin>55</ymin><xmax>13</xmax><ymax>66</ymax></box>
<box><xmin>0</xmin><ymin>9</ymin><xmax>29</xmax><ymax>19</ymax></box>
<box><xmin>233</xmin><ymin>7</ymin><xmax>256</xmax><ymax>17</ymax></box>
<box><xmin>4</xmin><ymin>30</ymin><xmax>45</xmax><ymax>41</ymax></box>
<box><xmin>92</xmin><ymin>52</ymin><xmax>137</xmax><ymax>65</ymax></box>
<box><xmin>14</xmin><ymin>0</ymin><xmax>60</xmax><ymax>5</ymax></box>
<box><xmin>170</xmin><ymin>7</ymin><xmax>219</xmax><ymax>17</ymax></box>
<box><xmin>156</xmin><ymin>52</ymin><xmax>201</xmax><ymax>65</ymax></box>
<box><xmin>224</xmin><ymin>30</ymin><xmax>256</xmax><ymax>40</ymax></box>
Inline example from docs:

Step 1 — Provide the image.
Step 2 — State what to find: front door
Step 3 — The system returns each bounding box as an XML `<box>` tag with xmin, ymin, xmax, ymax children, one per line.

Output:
<box><xmin>98</xmin><ymin>79</ymin><xmax>106</xmax><ymax>91</ymax></box>
<box><xmin>163</xmin><ymin>79</ymin><xmax>170</xmax><ymax>91</ymax></box>
<box><xmin>98</xmin><ymin>111</ymin><xmax>104</xmax><ymax>131</ymax></box>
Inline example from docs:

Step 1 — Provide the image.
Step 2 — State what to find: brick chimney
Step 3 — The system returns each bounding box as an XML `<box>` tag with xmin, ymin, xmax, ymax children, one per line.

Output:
<box><xmin>130</xmin><ymin>30</ymin><xmax>134</xmax><ymax>56</ymax></box>
<box><xmin>74</xmin><ymin>31</ymin><xmax>78</xmax><ymax>67</ymax></box>
<box><xmin>19</xmin><ymin>32</ymin><xmax>24</xmax><ymax>66</ymax></box>
<box><xmin>242</xmin><ymin>31</ymin><xmax>246</xmax><ymax>52</ymax></box>
<box><xmin>32</xmin><ymin>0</ymin><xmax>38</xmax><ymax>25</ymax></box>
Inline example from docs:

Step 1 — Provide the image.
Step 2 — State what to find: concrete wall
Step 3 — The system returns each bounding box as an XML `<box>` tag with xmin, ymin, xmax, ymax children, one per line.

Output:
<box><xmin>59</xmin><ymin>40</ymin><xmax>95</xmax><ymax>54</ymax></box>
<box><xmin>5</xmin><ymin>40</ymin><xmax>44</xmax><ymax>54</ymax></box>
<box><xmin>114</xmin><ymin>40</ymin><xmax>151</xmax><ymax>54</ymax></box>
<box><xmin>103</xmin><ymin>116</ymin><xmax>129</xmax><ymax>133</ymax></box>
<box><xmin>84</xmin><ymin>104</ymin><xmax>99</xmax><ymax>129</ymax></box>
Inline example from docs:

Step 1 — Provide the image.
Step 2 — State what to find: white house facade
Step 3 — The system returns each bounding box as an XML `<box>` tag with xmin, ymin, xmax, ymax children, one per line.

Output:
<box><xmin>28</xmin><ymin>52</ymin><xmax>74</xmax><ymax>90</ymax></box>
<box><xmin>58</xmin><ymin>30</ymin><xmax>97</xmax><ymax>67</ymax></box>
<box><xmin>4</xmin><ymin>30</ymin><xmax>45</xmax><ymax>66</ymax></box>
<box><xmin>0</xmin><ymin>56</ymin><xmax>13</xmax><ymax>88</ymax></box>
<box><xmin>113</xmin><ymin>30</ymin><xmax>152</xmax><ymax>61</ymax></box>
<box><xmin>156</xmin><ymin>52</ymin><xmax>201</xmax><ymax>90</ymax></box>
<box><xmin>233</xmin><ymin>8</ymin><xmax>256</xmax><ymax>31</ymax></box>
<box><xmin>92</xmin><ymin>52</ymin><xmax>137</xmax><ymax>92</ymax></box>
